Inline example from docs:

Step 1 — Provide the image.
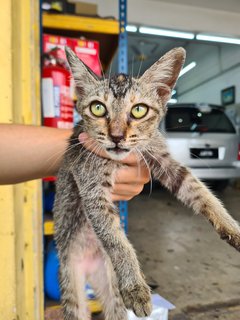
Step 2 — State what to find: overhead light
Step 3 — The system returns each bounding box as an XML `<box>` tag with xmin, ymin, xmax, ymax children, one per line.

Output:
<box><xmin>139</xmin><ymin>26</ymin><xmax>195</xmax><ymax>39</ymax></box>
<box><xmin>179</xmin><ymin>61</ymin><xmax>196</xmax><ymax>77</ymax></box>
<box><xmin>126</xmin><ymin>25</ymin><xmax>138</xmax><ymax>32</ymax></box>
<box><xmin>196</xmin><ymin>34</ymin><xmax>240</xmax><ymax>45</ymax></box>
<box><xmin>172</xmin><ymin>89</ymin><xmax>177</xmax><ymax>95</ymax></box>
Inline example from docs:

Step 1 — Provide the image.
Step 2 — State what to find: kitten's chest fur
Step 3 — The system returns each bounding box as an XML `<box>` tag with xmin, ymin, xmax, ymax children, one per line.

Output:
<box><xmin>54</xmin><ymin>122</ymin><xmax>121</xmax><ymax>247</ymax></box>
<box><xmin>67</xmin><ymin>121</ymin><xmax>121</xmax><ymax>182</ymax></box>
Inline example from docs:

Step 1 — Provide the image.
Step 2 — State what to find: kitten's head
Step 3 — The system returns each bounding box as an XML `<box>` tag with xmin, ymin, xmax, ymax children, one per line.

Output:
<box><xmin>65</xmin><ymin>47</ymin><xmax>185</xmax><ymax>160</ymax></box>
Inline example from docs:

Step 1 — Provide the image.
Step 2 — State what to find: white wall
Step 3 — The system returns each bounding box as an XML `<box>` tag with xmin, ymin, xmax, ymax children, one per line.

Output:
<box><xmin>95</xmin><ymin>0</ymin><xmax>240</xmax><ymax>106</ymax></box>
<box><xmin>178</xmin><ymin>65</ymin><xmax>240</xmax><ymax>105</ymax></box>
<box><xmin>178</xmin><ymin>44</ymin><xmax>240</xmax><ymax>105</ymax></box>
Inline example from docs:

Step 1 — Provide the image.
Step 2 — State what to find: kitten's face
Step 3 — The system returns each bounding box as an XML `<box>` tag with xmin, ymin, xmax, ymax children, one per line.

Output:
<box><xmin>77</xmin><ymin>74</ymin><xmax>166</xmax><ymax>160</ymax></box>
<box><xmin>66</xmin><ymin>47</ymin><xmax>186</xmax><ymax>160</ymax></box>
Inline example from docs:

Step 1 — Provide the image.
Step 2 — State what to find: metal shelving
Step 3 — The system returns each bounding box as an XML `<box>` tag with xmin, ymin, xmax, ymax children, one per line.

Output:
<box><xmin>42</xmin><ymin>12</ymin><xmax>119</xmax><ymax>70</ymax></box>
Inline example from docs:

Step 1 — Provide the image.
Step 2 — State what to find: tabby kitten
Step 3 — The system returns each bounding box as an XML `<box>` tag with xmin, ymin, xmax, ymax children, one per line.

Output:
<box><xmin>54</xmin><ymin>46</ymin><xmax>240</xmax><ymax>320</ymax></box>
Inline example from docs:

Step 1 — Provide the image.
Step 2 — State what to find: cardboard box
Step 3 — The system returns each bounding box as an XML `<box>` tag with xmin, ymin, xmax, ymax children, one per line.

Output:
<box><xmin>43</xmin><ymin>34</ymin><xmax>101</xmax><ymax>76</ymax></box>
<box><xmin>43</xmin><ymin>34</ymin><xmax>73</xmax><ymax>61</ymax></box>
<box><xmin>42</xmin><ymin>34</ymin><xmax>101</xmax><ymax>129</ymax></box>
<box><xmin>71</xmin><ymin>38</ymin><xmax>101</xmax><ymax>76</ymax></box>
<box><xmin>67</xmin><ymin>1</ymin><xmax>97</xmax><ymax>15</ymax></box>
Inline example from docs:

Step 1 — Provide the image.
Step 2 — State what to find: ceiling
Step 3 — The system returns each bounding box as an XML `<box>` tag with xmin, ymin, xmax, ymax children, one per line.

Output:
<box><xmin>84</xmin><ymin>0</ymin><xmax>240</xmax><ymax>14</ymax></box>
<box><xmin>110</xmin><ymin>32</ymin><xmax>240</xmax><ymax>74</ymax></box>
<box><xmin>97</xmin><ymin>0</ymin><xmax>240</xmax><ymax>37</ymax></box>
<box><xmin>108</xmin><ymin>33</ymin><xmax>240</xmax><ymax>106</ymax></box>
<box><xmin>148</xmin><ymin>0</ymin><xmax>240</xmax><ymax>13</ymax></box>
<box><xmin>110</xmin><ymin>34</ymin><xmax>190</xmax><ymax>76</ymax></box>
<box><xmin>99</xmin><ymin>0</ymin><xmax>240</xmax><ymax>100</ymax></box>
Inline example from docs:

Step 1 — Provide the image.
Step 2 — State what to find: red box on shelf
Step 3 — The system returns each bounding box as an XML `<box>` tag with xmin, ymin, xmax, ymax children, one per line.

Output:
<box><xmin>71</xmin><ymin>38</ymin><xmax>101</xmax><ymax>76</ymax></box>
<box><xmin>43</xmin><ymin>34</ymin><xmax>73</xmax><ymax>61</ymax></box>
<box><xmin>42</xmin><ymin>34</ymin><xmax>101</xmax><ymax>131</ymax></box>
<box><xmin>42</xmin><ymin>34</ymin><xmax>74</xmax><ymax>129</ymax></box>
<box><xmin>43</xmin><ymin>34</ymin><xmax>101</xmax><ymax>76</ymax></box>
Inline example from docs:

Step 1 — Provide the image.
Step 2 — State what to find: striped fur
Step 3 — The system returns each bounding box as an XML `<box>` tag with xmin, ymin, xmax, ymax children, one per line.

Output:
<box><xmin>54</xmin><ymin>47</ymin><xmax>240</xmax><ymax>320</ymax></box>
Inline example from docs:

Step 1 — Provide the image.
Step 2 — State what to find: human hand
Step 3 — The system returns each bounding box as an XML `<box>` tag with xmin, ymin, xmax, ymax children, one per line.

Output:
<box><xmin>78</xmin><ymin>133</ymin><xmax>150</xmax><ymax>201</ymax></box>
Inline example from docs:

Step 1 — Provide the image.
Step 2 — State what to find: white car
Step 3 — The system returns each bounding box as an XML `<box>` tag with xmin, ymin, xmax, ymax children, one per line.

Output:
<box><xmin>162</xmin><ymin>103</ymin><xmax>240</xmax><ymax>190</ymax></box>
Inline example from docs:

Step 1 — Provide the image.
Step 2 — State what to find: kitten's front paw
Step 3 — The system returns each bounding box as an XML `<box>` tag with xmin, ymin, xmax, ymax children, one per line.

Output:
<box><xmin>121</xmin><ymin>282</ymin><xmax>152</xmax><ymax>317</ymax></box>
<box><xmin>220</xmin><ymin>228</ymin><xmax>240</xmax><ymax>252</ymax></box>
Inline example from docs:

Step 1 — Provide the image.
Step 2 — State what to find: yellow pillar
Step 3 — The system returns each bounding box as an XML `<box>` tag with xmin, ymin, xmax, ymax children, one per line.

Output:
<box><xmin>0</xmin><ymin>1</ymin><xmax>43</xmax><ymax>319</ymax></box>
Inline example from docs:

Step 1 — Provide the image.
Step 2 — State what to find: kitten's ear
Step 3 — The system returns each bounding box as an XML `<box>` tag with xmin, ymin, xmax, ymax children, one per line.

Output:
<box><xmin>139</xmin><ymin>47</ymin><xmax>186</xmax><ymax>106</ymax></box>
<box><xmin>65</xmin><ymin>46</ymin><xmax>99</xmax><ymax>96</ymax></box>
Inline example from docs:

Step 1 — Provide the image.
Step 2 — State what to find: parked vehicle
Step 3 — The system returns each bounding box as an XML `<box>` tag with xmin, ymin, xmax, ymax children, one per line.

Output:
<box><xmin>162</xmin><ymin>103</ymin><xmax>240</xmax><ymax>190</ymax></box>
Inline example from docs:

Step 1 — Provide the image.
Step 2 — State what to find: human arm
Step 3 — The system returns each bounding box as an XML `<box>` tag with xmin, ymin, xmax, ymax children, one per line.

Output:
<box><xmin>0</xmin><ymin>124</ymin><xmax>149</xmax><ymax>201</ymax></box>
<box><xmin>0</xmin><ymin>124</ymin><xmax>70</xmax><ymax>184</ymax></box>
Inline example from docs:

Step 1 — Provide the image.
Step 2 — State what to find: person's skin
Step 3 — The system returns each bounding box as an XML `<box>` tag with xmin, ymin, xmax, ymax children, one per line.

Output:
<box><xmin>0</xmin><ymin>124</ymin><xmax>150</xmax><ymax>201</ymax></box>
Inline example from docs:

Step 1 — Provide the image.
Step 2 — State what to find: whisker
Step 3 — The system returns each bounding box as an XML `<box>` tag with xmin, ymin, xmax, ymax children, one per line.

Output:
<box><xmin>144</xmin><ymin>147</ymin><xmax>169</xmax><ymax>183</ymax></box>
<box><xmin>134</xmin><ymin>147</ymin><xmax>153</xmax><ymax>197</ymax></box>
<box><xmin>46</xmin><ymin>141</ymin><xmax>86</xmax><ymax>175</ymax></box>
<box><xmin>108</xmin><ymin>61</ymin><xmax>113</xmax><ymax>89</ymax></box>
<box><xmin>131</xmin><ymin>54</ymin><xmax>135</xmax><ymax>78</ymax></box>
<box><xmin>73</xmin><ymin>122</ymin><xmax>84</xmax><ymax>128</ymax></box>
<box><xmin>97</xmin><ymin>53</ymin><xmax>105</xmax><ymax>81</ymax></box>
<box><xmin>144</xmin><ymin>148</ymin><xmax>162</xmax><ymax>167</ymax></box>
<box><xmin>66</xmin><ymin>140</ymin><xmax>98</xmax><ymax>173</ymax></box>
<box><xmin>68</xmin><ymin>145</ymin><xmax>88</xmax><ymax>173</ymax></box>
<box><xmin>81</xmin><ymin>143</ymin><xmax>101</xmax><ymax>174</ymax></box>
<box><xmin>149</xmin><ymin>142</ymin><xmax>212</xmax><ymax>169</ymax></box>
<box><xmin>68</xmin><ymin>137</ymin><xmax>81</xmax><ymax>142</ymax></box>
<box><xmin>132</xmin><ymin>148</ymin><xmax>143</xmax><ymax>182</ymax></box>
<box><xmin>137</xmin><ymin>58</ymin><xmax>143</xmax><ymax>79</ymax></box>
<box><xmin>90</xmin><ymin>144</ymin><xmax>105</xmax><ymax>170</ymax></box>
<box><xmin>188</xmin><ymin>152</ymin><xmax>211</xmax><ymax>169</ymax></box>
<box><xmin>46</xmin><ymin>137</ymin><xmax>92</xmax><ymax>165</ymax></box>
<box><xmin>45</xmin><ymin>140</ymin><xmax>85</xmax><ymax>167</ymax></box>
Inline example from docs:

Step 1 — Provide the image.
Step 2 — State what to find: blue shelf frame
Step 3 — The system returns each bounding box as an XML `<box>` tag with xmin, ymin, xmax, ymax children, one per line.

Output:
<box><xmin>118</xmin><ymin>0</ymin><xmax>128</xmax><ymax>234</ymax></box>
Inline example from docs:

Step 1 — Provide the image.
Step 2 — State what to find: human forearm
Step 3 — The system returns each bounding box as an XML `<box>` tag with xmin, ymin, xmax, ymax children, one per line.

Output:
<box><xmin>0</xmin><ymin>124</ymin><xmax>71</xmax><ymax>184</ymax></box>
<box><xmin>0</xmin><ymin>124</ymin><xmax>150</xmax><ymax>201</ymax></box>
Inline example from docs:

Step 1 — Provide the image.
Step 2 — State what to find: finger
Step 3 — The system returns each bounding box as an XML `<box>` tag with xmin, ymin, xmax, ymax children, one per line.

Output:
<box><xmin>112</xmin><ymin>183</ymin><xmax>144</xmax><ymax>197</ymax></box>
<box><xmin>115</xmin><ymin>166</ymin><xmax>150</xmax><ymax>185</ymax></box>
<box><xmin>111</xmin><ymin>193</ymin><xmax>133</xmax><ymax>202</ymax></box>
<box><xmin>79</xmin><ymin>132</ymin><xmax>144</xmax><ymax>165</ymax></box>
<box><xmin>111</xmin><ymin>193</ymin><xmax>135</xmax><ymax>202</ymax></box>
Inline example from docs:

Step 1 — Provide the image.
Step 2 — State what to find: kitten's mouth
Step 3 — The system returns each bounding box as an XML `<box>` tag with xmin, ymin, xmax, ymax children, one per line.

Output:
<box><xmin>106</xmin><ymin>146</ymin><xmax>130</xmax><ymax>154</ymax></box>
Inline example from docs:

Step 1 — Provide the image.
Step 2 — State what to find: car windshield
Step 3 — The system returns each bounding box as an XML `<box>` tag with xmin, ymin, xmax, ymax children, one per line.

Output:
<box><xmin>165</xmin><ymin>106</ymin><xmax>236</xmax><ymax>133</ymax></box>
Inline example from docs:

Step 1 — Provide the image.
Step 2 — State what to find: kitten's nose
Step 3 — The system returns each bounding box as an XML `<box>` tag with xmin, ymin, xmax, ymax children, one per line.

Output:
<box><xmin>110</xmin><ymin>134</ymin><xmax>124</xmax><ymax>144</ymax></box>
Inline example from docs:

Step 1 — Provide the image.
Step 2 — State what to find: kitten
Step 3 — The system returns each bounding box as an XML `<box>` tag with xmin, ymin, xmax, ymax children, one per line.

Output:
<box><xmin>54</xmin><ymin>46</ymin><xmax>240</xmax><ymax>320</ymax></box>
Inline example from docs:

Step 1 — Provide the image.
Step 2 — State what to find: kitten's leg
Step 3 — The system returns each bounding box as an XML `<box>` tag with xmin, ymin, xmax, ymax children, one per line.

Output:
<box><xmin>73</xmin><ymin>168</ymin><xmax>152</xmax><ymax>317</ymax></box>
<box><xmin>148</xmin><ymin>147</ymin><xmax>240</xmax><ymax>251</ymax></box>
<box><xmin>84</xmin><ymin>198</ymin><xmax>151</xmax><ymax>317</ymax></box>
<box><xmin>59</xmin><ymin>253</ymin><xmax>90</xmax><ymax>320</ymax></box>
<box><xmin>88</xmin><ymin>250</ymin><xmax>128</xmax><ymax>320</ymax></box>
<box><xmin>54</xmin><ymin>174</ymin><xmax>91</xmax><ymax>320</ymax></box>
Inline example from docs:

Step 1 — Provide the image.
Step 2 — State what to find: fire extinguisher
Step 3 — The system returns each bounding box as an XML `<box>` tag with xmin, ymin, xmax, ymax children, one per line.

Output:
<box><xmin>42</xmin><ymin>48</ymin><xmax>74</xmax><ymax>129</ymax></box>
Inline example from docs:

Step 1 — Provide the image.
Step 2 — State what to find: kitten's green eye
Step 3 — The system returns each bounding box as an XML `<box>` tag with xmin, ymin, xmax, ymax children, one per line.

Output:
<box><xmin>90</xmin><ymin>101</ymin><xmax>107</xmax><ymax>117</ymax></box>
<box><xmin>131</xmin><ymin>104</ymin><xmax>148</xmax><ymax>119</ymax></box>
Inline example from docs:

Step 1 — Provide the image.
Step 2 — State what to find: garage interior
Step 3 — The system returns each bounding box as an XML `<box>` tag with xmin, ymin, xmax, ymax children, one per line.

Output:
<box><xmin>129</xmin><ymin>186</ymin><xmax>240</xmax><ymax>320</ymax></box>
<box><xmin>0</xmin><ymin>1</ymin><xmax>240</xmax><ymax>320</ymax></box>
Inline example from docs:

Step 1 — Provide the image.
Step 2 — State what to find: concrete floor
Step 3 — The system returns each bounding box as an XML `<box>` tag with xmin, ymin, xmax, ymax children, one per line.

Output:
<box><xmin>45</xmin><ymin>184</ymin><xmax>240</xmax><ymax>320</ymax></box>
<box><xmin>128</xmin><ymin>185</ymin><xmax>240</xmax><ymax>320</ymax></box>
